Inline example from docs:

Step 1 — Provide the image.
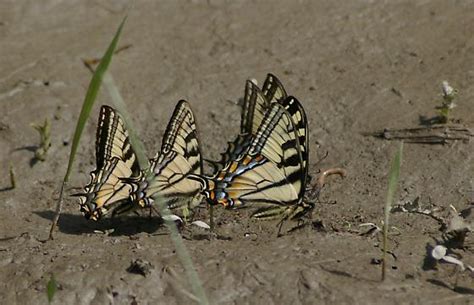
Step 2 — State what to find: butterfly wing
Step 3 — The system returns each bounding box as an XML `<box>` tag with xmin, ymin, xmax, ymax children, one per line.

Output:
<box><xmin>95</xmin><ymin>106</ymin><xmax>140</xmax><ymax>174</ymax></box>
<box><xmin>216</xmin><ymin>74</ymin><xmax>288</xmax><ymax>169</ymax></box>
<box><xmin>261</xmin><ymin>73</ymin><xmax>288</xmax><ymax>105</ymax></box>
<box><xmin>141</xmin><ymin>100</ymin><xmax>203</xmax><ymax>209</ymax></box>
<box><xmin>199</xmin><ymin>96</ymin><xmax>307</xmax><ymax>211</ymax></box>
<box><xmin>78</xmin><ymin>106</ymin><xmax>140</xmax><ymax>220</ymax></box>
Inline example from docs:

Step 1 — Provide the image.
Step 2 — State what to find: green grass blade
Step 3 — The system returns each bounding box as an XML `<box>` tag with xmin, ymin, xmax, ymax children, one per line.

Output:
<box><xmin>382</xmin><ymin>141</ymin><xmax>403</xmax><ymax>281</ymax></box>
<box><xmin>158</xmin><ymin>201</ymin><xmax>210</xmax><ymax>305</ymax></box>
<box><xmin>102</xmin><ymin>73</ymin><xmax>149</xmax><ymax>169</ymax></box>
<box><xmin>64</xmin><ymin>17</ymin><xmax>126</xmax><ymax>182</ymax></box>
<box><xmin>48</xmin><ymin>17</ymin><xmax>126</xmax><ymax>240</ymax></box>
<box><xmin>46</xmin><ymin>274</ymin><xmax>57</xmax><ymax>303</ymax></box>
<box><xmin>102</xmin><ymin>74</ymin><xmax>210</xmax><ymax>305</ymax></box>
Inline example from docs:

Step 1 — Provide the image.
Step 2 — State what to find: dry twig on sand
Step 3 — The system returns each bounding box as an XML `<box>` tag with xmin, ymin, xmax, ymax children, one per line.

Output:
<box><xmin>367</xmin><ymin>125</ymin><xmax>473</xmax><ymax>144</ymax></box>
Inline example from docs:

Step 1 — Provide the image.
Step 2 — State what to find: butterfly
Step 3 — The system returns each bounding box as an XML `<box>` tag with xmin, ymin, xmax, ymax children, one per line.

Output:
<box><xmin>76</xmin><ymin>105</ymin><xmax>142</xmax><ymax>221</ymax></box>
<box><xmin>113</xmin><ymin>100</ymin><xmax>204</xmax><ymax>216</ymax></box>
<box><xmin>76</xmin><ymin>100</ymin><xmax>203</xmax><ymax>220</ymax></box>
<box><xmin>190</xmin><ymin>95</ymin><xmax>311</xmax><ymax>232</ymax></box>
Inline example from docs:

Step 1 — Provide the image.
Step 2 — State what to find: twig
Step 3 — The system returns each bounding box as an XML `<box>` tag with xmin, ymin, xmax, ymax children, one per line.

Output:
<box><xmin>382</xmin><ymin>142</ymin><xmax>403</xmax><ymax>281</ymax></box>
<box><xmin>306</xmin><ymin>167</ymin><xmax>347</xmax><ymax>200</ymax></box>
<box><xmin>48</xmin><ymin>182</ymin><xmax>66</xmax><ymax>240</ymax></box>
<box><xmin>367</xmin><ymin>125</ymin><xmax>473</xmax><ymax>144</ymax></box>
<box><xmin>82</xmin><ymin>44</ymin><xmax>133</xmax><ymax>73</ymax></box>
<box><xmin>316</xmin><ymin>168</ymin><xmax>347</xmax><ymax>189</ymax></box>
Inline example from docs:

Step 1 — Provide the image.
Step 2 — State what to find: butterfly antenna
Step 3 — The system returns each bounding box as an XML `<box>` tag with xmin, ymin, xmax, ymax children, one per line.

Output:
<box><xmin>314</xmin><ymin>150</ymin><xmax>329</xmax><ymax>167</ymax></box>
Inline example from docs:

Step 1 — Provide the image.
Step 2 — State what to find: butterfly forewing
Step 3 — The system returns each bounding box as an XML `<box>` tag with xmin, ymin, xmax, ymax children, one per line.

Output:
<box><xmin>96</xmin><ymin>106</ymin><xmax>140</xmax><ymax>174</ymax></box>
<box><xmin>217</xmin><ymin>74</ymin><xmax>288</xmax><ymax>169</ymax></box>
<box><xmin>261</xmin><ymin>73</ymin><xmax>288</xmax><ymax>104</ymax></box>
<box><xmin>79</xmin><ymin>106</ymin><xmax>140</xmax><ymax>220</ymax></box>
<box><xmin>249</xmin><ymin>97</ymin><xmax>306</xmax><ymax>198</ymax></box>
<box><xmin>141</xmin><ymin>100</ymin><xmax>203</xmax><ymax>209</ymax></box>
<box><xmin>280</xmin><ymin>97</ymin><xmax>309</xmax><ymax>197</ymax></box>
<box><xmin>241</xmin><ymin>80</ymin><xmax>270</xmax><ymax>135</ymax></box>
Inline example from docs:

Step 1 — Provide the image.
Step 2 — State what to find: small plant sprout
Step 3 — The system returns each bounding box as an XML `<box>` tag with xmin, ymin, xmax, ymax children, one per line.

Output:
<box><xmin>438</xmin><ymin>81</ymin><xmax>457</xmax><ymax>123</ymax></box>
<box><xmin>32</xmin><ymin>118</ymin><xmax>51</xmax><ymax>161</ymax></box>
<box><xmin>382</xmin><ymin>142</ymin><xmax>403</xmax><ymax>281</ymax></box>
<box><xmin>191</xmin><ymin>220</ymin><xmax>211</xmax><ymax>230</ymax></box>
<box><xmin>182</xmin><ymin>206</ymin><xmax>191</xmax><ymax>223</ymax></box>
<box><xmin>46</xmin><ymin>274</ymin><xmax>57</xmax><ymax>304</ymax></box>
<box><xmin>9</xmin><ymin>163</ymin><xmax>15</xmax><ymax>189</ymax></box>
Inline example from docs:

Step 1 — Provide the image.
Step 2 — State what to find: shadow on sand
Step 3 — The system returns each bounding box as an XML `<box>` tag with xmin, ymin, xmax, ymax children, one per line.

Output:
<box><xmin>34</xmin><ymin>210</ymin><xmax>164</xmax><ymax>236</ymax></box>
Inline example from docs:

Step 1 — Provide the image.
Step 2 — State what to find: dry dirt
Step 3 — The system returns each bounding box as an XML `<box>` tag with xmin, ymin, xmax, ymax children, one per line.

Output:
<box><xmin>1</xmin><ymin>1</ymin><xmax>473</xmax><ymax>304</ymax></box>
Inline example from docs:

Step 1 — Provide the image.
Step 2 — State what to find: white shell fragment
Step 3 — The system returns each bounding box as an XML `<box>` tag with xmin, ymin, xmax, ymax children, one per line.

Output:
<box><xmin>431</xmin><ymin>245</ymin><xmax>447</xmax><ymax>260</ymax></box>
<box><xmin>162</xmin><ymin>214</ymin><xmax>183</xmax><ymax>223</ymax></box>
<box><xmin>191</xmin><ymin>220</ymin><xmax>211</xmax><ymax>229</ymax></box>
<box><xmin>442</xmin><ymin>255</ymin><xmax>466</xmax><ymax>271</ymax></box>
<box><xmin>442</xmin><ymin>81</ymin><xmax>454</xmax><ymax>97</ymax></box>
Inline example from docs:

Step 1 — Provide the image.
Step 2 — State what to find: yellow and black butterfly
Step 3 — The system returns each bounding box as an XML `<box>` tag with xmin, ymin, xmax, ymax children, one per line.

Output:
<box><xmin>111</xmin><ymin>100</ymin><xmax>204</xmax><ymax>216</ymax></box>
<box><xmin>77</xmin><ymin>100</ymin><xmax>203</xmax><ymax>220</ymax></box>
<box><xmin>210</xmin><ymin>73</ymin><xmax>288</xmax><ymax>171</ymax></box>
<box><xmin>190</xmin><ymin>95</ymin><xmax>311</xmax><ymax>231</ymax></box>
<box><xmin>76</xmin><ymin>105</ymin><xmax>142</xmax><ymax>220</ymax></box>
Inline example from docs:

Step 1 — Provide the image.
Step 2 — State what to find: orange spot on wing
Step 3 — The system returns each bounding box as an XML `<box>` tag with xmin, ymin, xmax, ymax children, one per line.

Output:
<box><xmin>218</xmin><ymin>198</ymin><xmax>229</xmax><ymax>207</ymax></box>
<box><xmin>229</xmin><ymin>161</ymin><xmax>238</xmax><ymax>173</ymax></box>
<box><xmin>255</xmin><ymin>154</ymin><xmax>264</xmax><ymax>162</ymax></box>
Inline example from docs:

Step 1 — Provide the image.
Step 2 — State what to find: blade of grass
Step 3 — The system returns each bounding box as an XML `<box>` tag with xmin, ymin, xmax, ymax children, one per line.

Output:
<box><xmin>159</xmin><ymin>202</ymin><xmax>210</xmax><ymax>305</ymax></box>
<box><xmin>102</xmin><ymin>73</ymin><xmax>210</xmax><ymax>305</ymax></box>
<box><xmin>48</xmin><ymin>17</ymin><xmax>127</xmax><ymax>240</ymax></box>
<box><xmin>9</xmin><ymin>162</ymin><xmax>15</xmax><ymax>189</ymax></box>
<box><xmin>46</xmin><ymin>274</ymin><xmax>57</xmax><ymax>303</ymax></box>
<box><xmin>382</xmin><ymin>141</ymin><xmax>403</xmax><ymax>281</ymax></box>
<box><xmin>102</xmin><ymin>73</ymin><xmax>148</xmax><ymax>169</ymax></box>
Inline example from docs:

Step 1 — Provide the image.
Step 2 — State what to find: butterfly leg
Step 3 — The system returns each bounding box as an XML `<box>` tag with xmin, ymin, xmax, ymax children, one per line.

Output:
<box><xmin>209</xmin><ymin>204</ymin><xmax>215</xmax><ymax>233</ymax></box>
<box><xmin>276</xmin><ymin>218</ymin><xmax>285</xmax><ymax>237</ymax></box>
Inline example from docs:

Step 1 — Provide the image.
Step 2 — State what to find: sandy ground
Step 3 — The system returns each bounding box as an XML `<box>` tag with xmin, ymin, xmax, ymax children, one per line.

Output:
<box><xmin>1</xmin><ymin>1</ymin><xmax>473</xmax><ymax>304</ymax></box>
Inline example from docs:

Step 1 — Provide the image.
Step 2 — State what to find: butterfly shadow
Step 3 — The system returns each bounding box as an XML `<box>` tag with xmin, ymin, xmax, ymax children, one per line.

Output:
<box><xmin>34</xmin><ymin>210</ymin><xmax>164</xmax><ymax>236</ymax></box>
<box><xmin>0</xmin><ymin>186</ymin><xmax>14</xmax><ymax>193</ymax></box>
<box><xmin>426</xmin><ymin>278</ymin><xmax>474</xmax><ymax>295</ymax></box>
